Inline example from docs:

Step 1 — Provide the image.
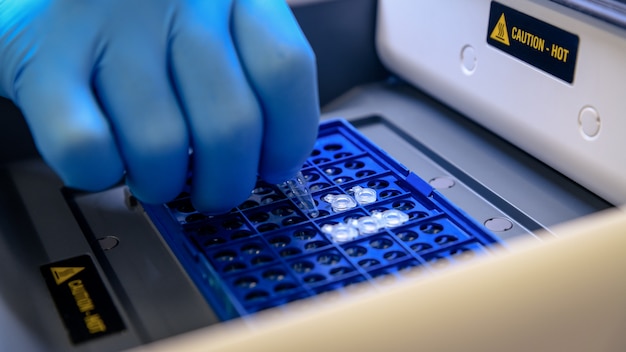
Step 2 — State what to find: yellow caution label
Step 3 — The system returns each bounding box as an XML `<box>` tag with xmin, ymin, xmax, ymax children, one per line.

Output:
<box><xmin>41</xmin><ymin>255</ymin><xmax>125</xmax><ymax>344</ymax></box>
<box><xmin>486</xmin><ymin>1</ymin><xmax>579</xmax><ymax>83</ymax></box>
<box><xmin>489</xmin><ymin>13</ymin><xmax>510</xmax><ymax>46</ymax></box>
<box><xmin>68</xmin><ymin>279</ymin><xmax>107</xmax><ymax>333</ymax></box>
<box><xmin>51</xmin><ymin>267</ymin><xmax>85</xmax><ymax>285</ymax></box>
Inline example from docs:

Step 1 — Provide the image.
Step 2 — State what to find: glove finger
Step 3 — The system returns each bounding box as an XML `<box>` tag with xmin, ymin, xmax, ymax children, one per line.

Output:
<box><xmin>232</xmin><ymin>0</ymin><xmax>319</xmax><ymax>184</ymax></box>
<box><xmin>14</xmin><ymin>57</ymin><xmax>124</xmax><ymax>191</ymax></box>
<box><xmin>169</xmin><ymin>0</ymin><xmax>262</xmax><ymax>213</ymax></box>
<box><xmin>93</xmin><ymin>26</ymin><xmax>189</xmax><ymax>204</ymax></box>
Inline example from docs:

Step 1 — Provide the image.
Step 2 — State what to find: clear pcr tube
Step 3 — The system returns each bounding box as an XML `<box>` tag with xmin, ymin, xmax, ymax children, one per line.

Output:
<box><xmin>323</xmin><ymin>193</ymin><xmax>357</xmax><ymax>212</ymax></box>
<box><xmin>350</xmin><ymin>186</ymin><xmax>377</xmax><ymax>205</ymax></box>
<box><xmin>278</xmin><ymin>171</ymin><xmax>319</xmax><ymax>218</ymax></box>
<box><xmin>321</xmin><ymin>223</ymin><xmax>359</xmax><ymax>243</ymax></box>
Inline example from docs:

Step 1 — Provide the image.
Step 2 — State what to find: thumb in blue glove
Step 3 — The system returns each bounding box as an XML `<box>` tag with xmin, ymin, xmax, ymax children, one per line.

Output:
<box><xmin>0</xmin><ymin>0</ymin><xmax>319</xmax><ymax>213</ymax></box>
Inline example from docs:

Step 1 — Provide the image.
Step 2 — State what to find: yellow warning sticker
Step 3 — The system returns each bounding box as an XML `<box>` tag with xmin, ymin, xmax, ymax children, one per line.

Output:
<box><xmin>490</xmin><ymin>13</ymin><xmax>510</xmax><ymax>46</ymax></box>
<box><xmin>50</xmin><ymin>267</ymin><xmax>85</xmax><ymax>285</ymax></box>
<box><xmin>487</xmin><ymin>1</ymin><xmax>579</xmax><ymax>83</ymax></box>
<box><xmin>41</xmin><ymin>255</ymin><xmax>125</xmax><ymax>344</ymax></box>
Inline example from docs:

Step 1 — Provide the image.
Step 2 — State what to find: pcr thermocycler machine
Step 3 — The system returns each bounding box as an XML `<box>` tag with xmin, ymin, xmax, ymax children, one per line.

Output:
<box><xmin>0</xmin><ymin>0</ymin><xmax>625</xmax><ymax>351</ymax></box>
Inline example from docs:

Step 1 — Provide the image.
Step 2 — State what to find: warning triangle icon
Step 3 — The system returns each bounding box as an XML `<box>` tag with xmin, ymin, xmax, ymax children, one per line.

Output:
<box><xmin>50</xmin><ymin>267</ymin><xmax>85</xmax><ymax>285</ymax></box>
<box><xmin>490</xmin><ymin>13</ymin><xmax>510</xmax><ymax>46</ymax></box>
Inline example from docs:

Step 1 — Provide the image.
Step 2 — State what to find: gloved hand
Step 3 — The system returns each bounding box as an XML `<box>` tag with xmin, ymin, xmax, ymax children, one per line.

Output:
<box><xmin>0</xmin><ymin>0</ymin><xmax>319</xmax><ymax>213</ymax></box>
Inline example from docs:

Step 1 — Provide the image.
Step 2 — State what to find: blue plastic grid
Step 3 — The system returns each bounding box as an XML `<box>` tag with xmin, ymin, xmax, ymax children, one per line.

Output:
<box><xmin>142</xmin><ymin>119</ymin><xmax>501</xmax><ymax>320</ymax></box>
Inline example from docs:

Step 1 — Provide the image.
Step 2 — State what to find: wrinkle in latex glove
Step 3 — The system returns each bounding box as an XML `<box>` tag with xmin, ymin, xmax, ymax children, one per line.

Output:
<box><xmin>0</xmin><ymin>0</ymin><xmax>319</xmax><ymax>213</ymax></box>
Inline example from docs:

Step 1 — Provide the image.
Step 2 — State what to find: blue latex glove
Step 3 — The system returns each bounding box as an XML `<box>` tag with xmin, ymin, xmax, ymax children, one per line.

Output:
<box><xmin>0</xmin><ymin>0</ymin><xmax>319</xmax><ymax>213</ymax></box>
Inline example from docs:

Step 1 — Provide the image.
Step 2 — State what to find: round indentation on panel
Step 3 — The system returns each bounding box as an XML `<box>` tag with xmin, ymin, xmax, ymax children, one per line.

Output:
<box><xmin>384</xmin><ymin>251</ymin><xmax>406</xmax><ymax>260</ymax></box>
<box><xmin>231</xmin><ymin>230</ymin><xmax>254</xmax><ymax>240</ymax></box>
<box><xmin>397</xmin><ymin>230</ymin><xmax>418</xmax><ymax>242</ymax></box>
<box><xmin>317</xmin><ymin>253</ymin><xmax>341</xmax><ymax>265</ymax></box>
<box><xmin>261</xmin><ymin>195</ymin><xmax>281</xmax><ymax>204</ymax></box>
<box><xmin>344</xmin><ymin>160</ymin><xmax>365</xmax><ymax>169</ymax></box>
<box><xmin>392</xmin><ymin>200</ymin><xmax>415</xmax><ymax>211</ymax></box>
<box><xmin>411</xmin><ymin>243</ymin><xmax>433</xmax><ymax>253</ymax></box>
<box><xmin>251</xmin><ymin>255</ymin><xmax>273</xmax><ymax>266</ymax></box>
<box><xmin>269</xmin><ymin>236</ymin><xmax>291</xmax><ymax>248</ymax></box>
<box><xmin>272</xmin><ymin>206</ymin><xmax>294</xmax><ymax>216</ymax></box>
<box><xmin>280</xmin><ymin>247</ymin><xmax>302</xmax><ymax>257</ymax></box>
<box><xmin>429</xmin><ymin>176</ymin><xmax>456</xmax><ymax>189</ymax></box>
<box><xmin>258</xmin><ymin>223</ymin><xmax>280</xmax><ymax>232</ymax></box>
<box><xmin>578</xmin><ymin>106</ymin><xmax>601</xmax><ymax>139</ymax></box>
<box><xmin>356</xmin><ymin>170</ymin><xmax>376</xmax><ymax>178</ymax></box>
<box><xmin>435</xmin><ymin>235</ymin><xmax>458</xmax><ymax>245</ymax></box>
<box><xmin>283</xmin><ymin>217</ymin><xmax>306</xmax><ymax>226</ymax></box>
<box><xmin>239</xmin><ymin>200</ymin><xmax>259</xmax><ymax>209</ymax></box>
<box><xmin>343</xmin><ymin>213</ymin><xmax>365</xmax><ymax>222</ymax></box>
<box><xmin>330</xmin><ymin>266</ymin><xmax>353</xmax><ymax>276</ymax></box>
<box><xmin>323</xmin><ymin>167</ymin><xmax>342</xmax><ymax>176</ymax></box>
<box><xmin>304</xmin><ymin>172</ymin><xmax>320</xmax><ymax>182</ymax></box>
<box><xmin>367</xmin><ymin>179</ymin><xmax>390</xmax><ymax>189</ymax></box>
<box><xmin>420</xmin><ymin>223</ymin><xmax>444</xmax><ymax>234</ymax></box>
<box><xmin>203</xmin><ymin>237</ymin><xmax>226</xmax><ymax>247</ymax></box>
<box><xmin>369</xmin><ymin>238</ymin><xmax>393</xmax><ymax>250</ymax></box>
<box><xmin>293</xmin><ymin>228</ymin><xmax>317</xmax><ymax>240</ymax></box>
<box><xmin>214</xmin><ymin>250</ymin><xmax>237</xmax><ymax>262</ymax></box>
<box><xmin>310</xmin><ymin>182</ymin><xmax>331</xmax><ymax>191</ymax></box>
<box><xmin>313</xmin><ymin>157</ymin><xmax>331</xmax><ymax>165</ymax></box>
<box><xmin>291</xmin><ymin>261</ymin><xmax>314</xmax><ymax>273</ymax></box>
<box><xmin>484</xmin><ymin>217</ymin><xmax>514</xmax><ymax>232</ymax></box>
<box><xmin>274</xmin><ymin>282</ymin><xmax>297</xmax><ymax>293</ymax></box>
<box><xmin>185</xmin><ymin>213</ymin><xmax>207</xmax><ymax>223</ymax></box>
<box><xmin>222</xmin><ymin>217</ymin><xmax>243</xmax><ymax>230</ymax></box>
<box><xmin>334</xmin><ymin>152</ymin><xmax>352</xmax><ymax>159</ymax></box>
<box><xmin>358</xmin><ymin>259</ymin><xmax>380</xmax><ymax>268</ymax></box>
<box><xmin>461</xmin><ymin>45</ymin><xmax>477</xmax><ymax>74</ymax></box>
<box><xmin>311</xmin><ymin>149</ymin><xmax>321</xmax><ymax>157</ymax></box>
<box><xmin>334</xmin><ymin>176</ymin><xmax>353</xmax><ymax>184</ymax></box>
<box><xmin>249</xmin><ymin>212</ymin><xmax>270</xmax><ymax>223</ymax></box>
<box><xmin>98</xmin><ymin>236</ymin><xmax>119</xmax><ymax>251</ymax></box>
<box><xmin>245</xmin><ymin>290</ymin><xmax>270</xmax><ymax>302</ymax></box>
<box><xmin>409</xmin><ymin>211</ymin><xmax>428</xmax><ymax>220</ymax></box>
<box><xmin>252</xmin><ymin>186</ymin><xmax>273</xmax><ymax>195</ymax></box>
<box><xmin>196</xmin><ymin>224</ymin><xmax>219</xmax><ymax>236</ymax></box>
<box><xmin>241</xmin><ymin>243</ymin><xmax>262</xmax><ymax>255</ymax></box>
<box><xmin>324</xmin><ymin>143</ymin><xmax>343</xmax><ymax>151</ymax></box>
<box><xmin>304</xmin><ymin>274</ymin><xmax>326</xmax><ymax>283</ymax></box>
<box><xmin>379</xmin><ymin>189</ymin><xmax>401</xmax><ymax>198</ymax></box>
<box><xmin>263</xmin><ymin>269</ymin><xmax>286</xmax><ymax>281</ymax></box>
<box><xmin>223</xmin><ymin>262</ymin><xmax>246</xmax><ymax>273</ymax></box>
<box><xmin>305</xmin><ymin>241</ymin><xmax>328</xmax><ymax>251</ymax></box>
<box><xmin>344</xmin><ymin>245</ymin><xmax>367</xmax><ymax>257</ymax></box>
<box><xmin>369</xmin><ymin>206</ymin><xmax>387</xmax><ymax>214</ymax></box>
<box><xmin>316</xmin><ymin>210</ymin><xmax>331</xmax><ymax>217</ymax></box>
<box><xmin>176</xmin><ymin>200</ymin><xmax>195</xmax><ymax>213</ymax></box>
<box><xmin>234</xmin><ymin>276</ymin><xmax>258</xmax><ymax>289</ymax></box>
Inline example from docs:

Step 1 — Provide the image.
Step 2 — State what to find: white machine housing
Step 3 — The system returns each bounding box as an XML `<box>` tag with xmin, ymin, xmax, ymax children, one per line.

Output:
<box><xmin>376</xmin><ymin>0</ymin><xmax>626</xmax><ymax>205</ymax></box>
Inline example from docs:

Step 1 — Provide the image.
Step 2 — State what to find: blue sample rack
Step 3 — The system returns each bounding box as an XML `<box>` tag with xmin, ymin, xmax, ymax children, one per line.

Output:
<box><xmin>142</xmin><ymin>119</ymin><xmax>501</xmax><ymax>320</ymax></box>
